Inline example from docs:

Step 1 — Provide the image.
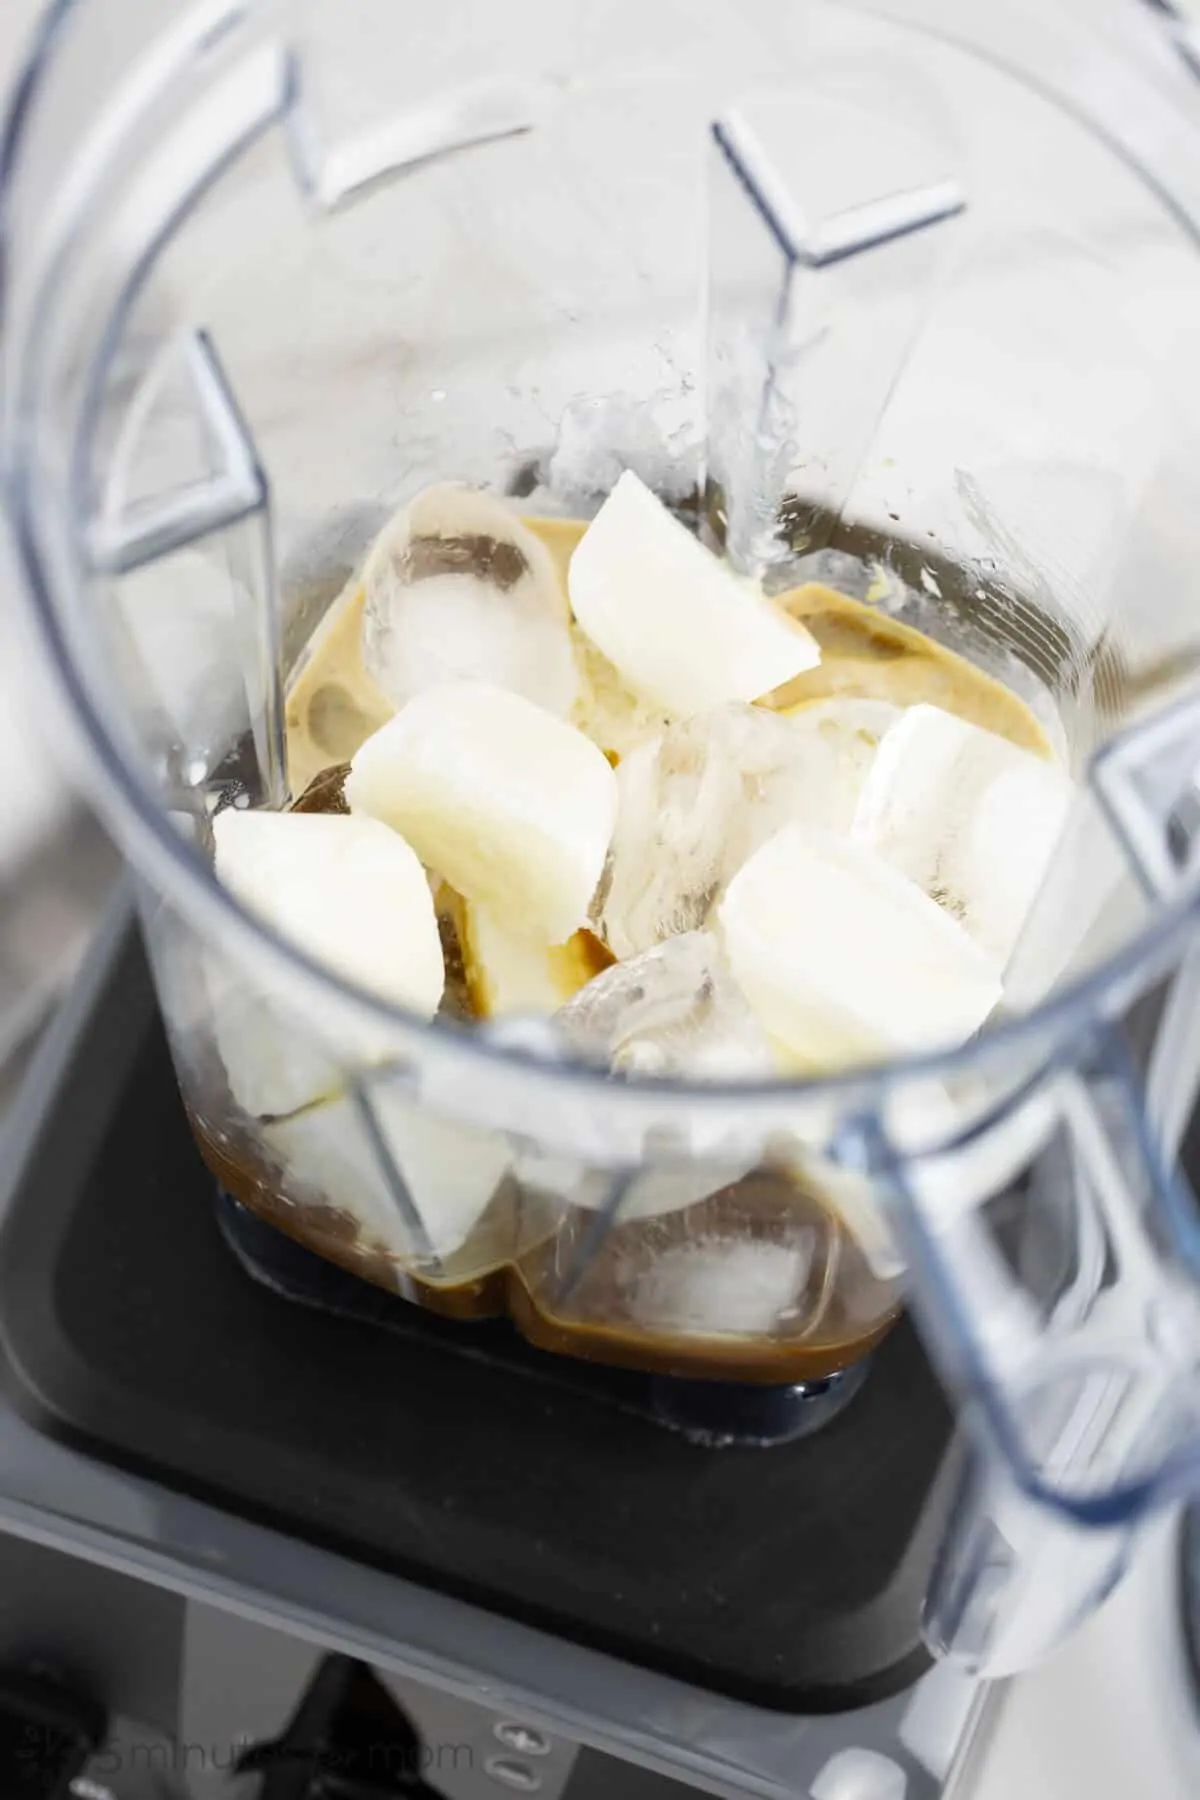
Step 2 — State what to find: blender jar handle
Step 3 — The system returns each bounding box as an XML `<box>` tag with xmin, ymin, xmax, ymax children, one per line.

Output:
<box><xmin>870</xmin><ymin>1027</ymin><xmax>1200</xmax><ymax>1674</ymax></box>
<box><xmin>863</xmin><ymin>692</ymin><xmax>1200</xmax><ymax>1672</ymax></box>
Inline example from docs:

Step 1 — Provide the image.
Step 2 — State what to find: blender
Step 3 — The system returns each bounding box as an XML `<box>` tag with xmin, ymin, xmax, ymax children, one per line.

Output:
<box><xmin>6</xmin><ymin>0</ymin><xmax>1200</xmax><ymax>1719</ymax></box>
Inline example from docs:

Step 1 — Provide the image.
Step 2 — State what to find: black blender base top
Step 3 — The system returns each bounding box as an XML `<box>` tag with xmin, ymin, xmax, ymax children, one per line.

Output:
<box><xmin>0</xmin><ymin>922</ymin><xmax>955</xmax><ymax>1714</ymax></box>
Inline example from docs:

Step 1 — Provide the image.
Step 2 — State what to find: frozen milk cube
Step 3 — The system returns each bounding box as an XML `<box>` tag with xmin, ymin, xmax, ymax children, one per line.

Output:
<box><xmin>556</xmin><ymin>931</ymin><xmax>776</xmax><ymax>1080</ymax></box>
<box><xmin>460</xmin><ymin>899</ymin><xmax>609</xmax><ymax>1018</ymax></box>
<box><xmin>213</xmin><ymin>810</ymin><xmax>444</xmax><ymax>1017</ymax></box>
<box><xmin>346</xmin><ymin>682</ymin><xmax>618</xmax><ymax>944</ymax></box>
<box><xmin>360</xmin><ymin>483</ymin><xmax>579</xmax><ymax>716</ymax></box>
<box><xmin>568</xmin><ymin>470</ymin><xmax>819</xmax><ymax>715</ymax></box>
<box><xmin>265</xmin><ymin>1088</ymin><xmax>511</xmax><ymax>1263</ymax></box>
<box><xmin>205</xmin><ymin>964</ymin><xmax>348</xmax><ymax>1123</ymax></box>
<box><xmin>718</xmin><ymin>824</ymin><xmax>1003</xmax><ymax>1068</ymax></box>
<box><xmin>600</xmin><ymin>699</ymin><xmax>898</xmax><ymax>959</ymax></box>
<box><xmin>210</xmin><ymin>809</ymin><xmax>444</xmax><ymax>1119</ymax></box>
<box><xmin>852</xmin><ymin>703</ymin><xmax>1075</xmax><ymax>965</ymax></box>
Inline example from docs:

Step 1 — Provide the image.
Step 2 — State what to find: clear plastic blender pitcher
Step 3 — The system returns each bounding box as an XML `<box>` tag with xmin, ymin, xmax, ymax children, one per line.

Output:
<box><xmin>7</xmin><ymin>0</ymin><xmax>1200</xmax><ymax>1678</ymax></box>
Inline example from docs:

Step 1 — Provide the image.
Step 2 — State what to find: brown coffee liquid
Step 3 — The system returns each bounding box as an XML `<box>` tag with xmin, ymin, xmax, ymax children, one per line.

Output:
<box><xmin>284</xmin><ymin>517</ymin><xmax>1049</xmax><ymax>788</ymax></box>
<box><xmin>194</xmin><ymin>1090</ymin><xmax>904</xmax><ymax>1381</ymax></box>
<box><xmin>194</xmin><ymin>515</ymin><xmax>1051</xmax><ymax>1383</ymax></box>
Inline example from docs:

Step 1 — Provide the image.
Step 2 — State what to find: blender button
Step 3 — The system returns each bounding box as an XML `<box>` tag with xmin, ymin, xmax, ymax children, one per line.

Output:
<box><xmin>494</xmin><ymin>1722</ymin><xmax>552</xmax><ymax>1756</ymax></box>
<box><xmin>485</xmin><ymin>1754</ymin><xmax>543</xmax><ymax>1791</ymax></box>
<box><xmin>810</xmin><ymin>1747</ymin><xmax>908</xmax><ymax>1800</ymax></box>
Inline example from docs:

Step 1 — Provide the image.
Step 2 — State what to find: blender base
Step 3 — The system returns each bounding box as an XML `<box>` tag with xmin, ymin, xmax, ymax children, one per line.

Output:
<box><xmin>216</xmin><ymin>1188</ymin><xmax>870</xmax><ymax>1449</ymax></box>
<box><xmin>0</xmin><ymin>916</ymin><xmax>956</xmax><ymax>1713</ymax></box>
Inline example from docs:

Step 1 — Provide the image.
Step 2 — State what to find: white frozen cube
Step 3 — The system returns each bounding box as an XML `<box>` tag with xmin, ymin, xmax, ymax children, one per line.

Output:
<box><xmin>718</xmin><ymin>823</ymin><xmax>1004</xmax><ymax>1069</ymax></box>
<box><xmin>460</xmin><ymin>900</ymin><xmax>605</xmax><ymax>1018</ymax></box>
<box><xmin>346</xmin><ymin>682</ymin><xmax>618</xmax><ymax>944</ymax></box>
<box><xmin>209</xmin><ymin>809</ymin><xmax>444</xmax><ymax>1119</ymax></box>
<box><xmin>265</xmin><ymin>1089</ymin><xmax>511</xmax><ymax>1263</ymax></box>
<box><xmin>852</xmin><ymin>704</ymin><xmax>1075</xmax><ymax>965</ymax></box>
<box><xmin>568</xmin><ymin>470</ymin><xmax>819</xmax><ymax>715</ymax></box>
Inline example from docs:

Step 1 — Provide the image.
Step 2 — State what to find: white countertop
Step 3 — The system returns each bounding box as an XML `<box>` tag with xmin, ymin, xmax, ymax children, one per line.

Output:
<box><xmin>970</xmin><ymin>1515</ymin><xmax>1200</xmax><ymax>1800</ymax></box>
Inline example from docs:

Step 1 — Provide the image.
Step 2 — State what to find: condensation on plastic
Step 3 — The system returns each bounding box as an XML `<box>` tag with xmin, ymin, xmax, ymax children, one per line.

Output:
<box><xmin>8</xmin><ymin>0</ymin><xmax>1200</xmax><ymax>1680</ymax></box>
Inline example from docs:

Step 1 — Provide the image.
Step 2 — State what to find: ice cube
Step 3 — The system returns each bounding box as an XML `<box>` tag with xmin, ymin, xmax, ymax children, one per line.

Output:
<box><xmin>346</xmin><ymin>682</ymin><xmax>618</xmax><ymax>944</ymax></box>
<box><xmin>624</xmin><ymin>1236</ymin><xmax>817</xmax><ymax>1337</ymax></box>
<box><xmin>774</xmin><ymin>697</ymin><xmax>902</xmax><ymax>820</ymax></box>
<box><xmin>555</xmin><ymin>931</ymin><xmax>776</xmax><ymax>1080</ymax></box>
<box><xmin>360</xmin><ymin>483</ymin><xmax>579</xmax><ymax>716</ymax></box>
<box><xmin>568</xmin><ymin>470</ymin><xmax>820</xmax><ymax>715</ymax></box>
<box><xmin>264</xmin><ymin>1088</ymin><xmax>511</xmax><ymax>1263</ymax></box>
<box><xmin>852</xmin><ymin>704</ymin><xmax>1075</xmax><ymax>964</ymax></box>
<box><xmin>210</xmin><ymin>809</ymin><xmax>444</xmax><ymax>1118</ymax></box>
<box><xmin>600</xmin><ymin>699</ymin><xmax>898</xmax><ymax>958</ymax></box>
<box><xmin>473</xmin><ymin>932</ymin><xmax>767</xmax><ymax>1219</ymax></box>
<box><xmin>502</xmin><ymin>934</ymin><xmax>772</xmax><ymax>1221</ymax></box>
<box><xmin>718</xmin><ymin>824</ymin><xmax>1003</xmax><ymax>1068</ymax></box>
